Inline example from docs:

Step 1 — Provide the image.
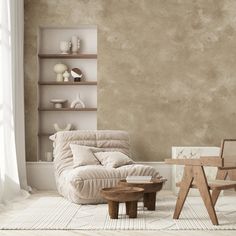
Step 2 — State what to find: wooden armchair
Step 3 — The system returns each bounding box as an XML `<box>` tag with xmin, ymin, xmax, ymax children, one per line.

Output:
<box><xmin>165</xmin><ymin>139</ymin><xmax>236</xmax><ymax>225</ymax></box>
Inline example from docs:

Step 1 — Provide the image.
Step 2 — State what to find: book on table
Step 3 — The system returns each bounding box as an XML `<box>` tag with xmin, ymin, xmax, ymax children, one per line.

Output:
<box><xmin>126</xmin><ymin>176</ymin><xmax>152</xmax><ymax>183</ymax></box>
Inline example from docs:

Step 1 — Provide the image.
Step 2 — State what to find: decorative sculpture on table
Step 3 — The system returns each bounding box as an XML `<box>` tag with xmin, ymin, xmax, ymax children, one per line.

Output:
<box><xmin>54</xmin><ymin>63</ymin><xmax>68</xmax><ymax>82</ymax></box>
<box><xmin>59</xmin><ymin>41</ymin><xmax>71</xmax><ymax>54</ymax></box>
<box><xmin>53</xmin><ymin>123</ymin><xmax>72</xmax><ymax>132</ymax></box>
<box><xmin>70</xmin><ymin>93</ymin><xmax>85</xmax><ymax>108</ymax></box>
<box><xmin>71</xmin><ymin>68</ymin><xmax>83</xmax><ymax>82</ymax></box>
<box><xmin>71</xmin><ymin>36</ymin><xmax>80</xmax><ymax>54</ymax></box>
<box><xmin>63</xmin><ymin>70</ymin><xmax>70</xmax><ymax>82</ymax></box>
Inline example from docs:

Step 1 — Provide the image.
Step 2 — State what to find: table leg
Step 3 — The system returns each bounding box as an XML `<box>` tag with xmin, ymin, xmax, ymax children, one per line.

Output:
<box><xmin>143</xmin><ymin>192</ymin><xmax>156</xmax><ymax>210</ymax></box>
<box><xmin>125</xmin><ymin>201</ymin><xmax>130</xmax><ymax>215</ymax></box>
<box><xmin>143</xmin><ymin>193</ymin><xmax>148</xmax><ymax>208</ymax></box>
<box><xmin>128</xmin><ymin>201</ymin><xmax>138</xmax><ymax>218</ymax></box>
<box><xmin>108</xmin><ymin>200</ymin><xmax>119</xmax><ymax>219</ymax></box>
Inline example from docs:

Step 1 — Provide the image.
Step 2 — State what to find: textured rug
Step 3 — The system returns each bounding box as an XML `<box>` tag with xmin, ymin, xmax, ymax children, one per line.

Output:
<box><xmin>1</xmin><ymin>195</ymin><xmax>236</xmax><ymax>230</ymax></box>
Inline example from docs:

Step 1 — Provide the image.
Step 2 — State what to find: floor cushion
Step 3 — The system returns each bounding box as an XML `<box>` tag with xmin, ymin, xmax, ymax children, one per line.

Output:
<box><xmin>50</xmin><ymin>130</ymin><xmax>160</xmax><ymax>204</ymax></box>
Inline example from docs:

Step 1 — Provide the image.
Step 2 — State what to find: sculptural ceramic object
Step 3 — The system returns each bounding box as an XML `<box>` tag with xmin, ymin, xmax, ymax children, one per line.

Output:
<box><xmin>70</xmin><ymin>93</ymin><xmax>85</xmax><ymax>108</ymax></box>
<box><xmin>71</xmin><ymin>68</ymin><xmax>83</xmax><ymax>82</ymax></box>
<box><xmin>53</xmin><ymin>123</ymin><xmax>72</xmax><ymax>132</ymax></box>
<box><xmin>71</xmin><ymin>36</ymin><xmax>80</xmax><ymax>54</ymax></box>
<box><xmin>63</xmin><ymin>70</ymin><xmax>70</xmax><ymax>82</ymax></box>
<box><xmin>50</xmin><ymin>99</ymin><xmax>67</xmax><ymax>108</ymax></box>
<box><xmin>60</xmin><ymin>41</ymin><xmax>71</xmax><ymax>54</ymax></box>
<box><xmin>54</xmin><ymin>63</ymin><xmax>68</xmax><ymax>82</ymax></box>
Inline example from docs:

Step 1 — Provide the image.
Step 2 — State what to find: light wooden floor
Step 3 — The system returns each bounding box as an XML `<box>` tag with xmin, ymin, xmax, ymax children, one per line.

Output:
<box><xmin>0</xmin><ymin>191</ymin><xmax>235</xmax><ymax>236</ymax></box>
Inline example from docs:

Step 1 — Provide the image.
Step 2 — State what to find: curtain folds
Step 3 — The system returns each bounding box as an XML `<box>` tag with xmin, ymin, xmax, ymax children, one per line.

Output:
<box><xmin>0</xmin><ymin>0</ymin><xmax>28</xmax><ymax>203</ymax></box>
<box><xmin>10</xmin><ymin>0</ymin><xmax>28</xmax><ymax>190</ymax></box>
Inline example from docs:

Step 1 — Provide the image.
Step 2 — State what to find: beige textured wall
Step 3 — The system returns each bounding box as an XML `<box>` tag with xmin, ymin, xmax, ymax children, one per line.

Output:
<box><xmin>24</xmin><ymin>0</ymin><xmax>236</xmax><ymax>161</ymax></box>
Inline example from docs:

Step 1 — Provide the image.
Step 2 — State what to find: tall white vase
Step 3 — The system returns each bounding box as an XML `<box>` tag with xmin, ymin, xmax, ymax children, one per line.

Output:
<box><xmin>71</xmin><ymin>35</ymin><xmax>80</xmax><ymax>54</ymax></box>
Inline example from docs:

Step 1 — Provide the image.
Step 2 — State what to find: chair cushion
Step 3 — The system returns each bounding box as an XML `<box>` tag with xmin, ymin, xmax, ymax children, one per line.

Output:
<box><xmin>207</xmin><ymin>180</ymin><xmax>236</xmax><ymax>190</ymax></box>
<box><xmin>57</xmin><ymin>164</ymin><xmax>160</xmax><ymax>204</ymax></box>
<box><xmin>50</xmin><ymin>130</ymin><xmax>131</xmax><ymax>176</ymax></box>
<box><xmin>94</xmin><ymin>151</ymin><xmax>134</xmax><ymax>168</ymax></box>
<box><xmin>70</xmin><ymin>144</ymin><xmax>101</xmax><ymax>168</ymax></box>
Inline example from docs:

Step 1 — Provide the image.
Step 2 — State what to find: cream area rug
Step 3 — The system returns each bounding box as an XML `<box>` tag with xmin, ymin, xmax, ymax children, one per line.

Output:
<box><xmin>1</xmin><ymin>195</ymin><xmax>236</xmax><ymax>230</ymax></box>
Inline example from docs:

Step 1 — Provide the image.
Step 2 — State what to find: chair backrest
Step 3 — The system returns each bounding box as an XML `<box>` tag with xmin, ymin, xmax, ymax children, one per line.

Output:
<box><xmin>50</xmin><ymin>130</ymin><xmax>130</xmax><ymax>176</ymax></box>
<box><xmin>220</xmin><ymin>139</ymin><xmax>236</xmax><ymax>167</ymax></box>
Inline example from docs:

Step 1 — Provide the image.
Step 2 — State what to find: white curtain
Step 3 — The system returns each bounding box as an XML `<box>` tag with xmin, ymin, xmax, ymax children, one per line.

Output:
<box><xmin>0</xmin><ymin>0</ymin><xmax>28</xmax><ymax>203</ymax></box>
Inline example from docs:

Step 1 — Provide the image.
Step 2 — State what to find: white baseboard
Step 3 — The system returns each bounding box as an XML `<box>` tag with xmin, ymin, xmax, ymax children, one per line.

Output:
<box><xmin>26</xmin><ymin>161</ymin><xmax>172</xmax><ymax>191</ymax></box>
<box><xmin>26</xmin><ymin>162</ymin><xmax>57</xmax><ymax>190</ymax></box>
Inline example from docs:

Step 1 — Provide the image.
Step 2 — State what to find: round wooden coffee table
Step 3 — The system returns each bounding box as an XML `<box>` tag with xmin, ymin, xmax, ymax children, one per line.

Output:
<box><xmin>118</xmin><ymin>178</ymin><xmax>166</xmax><ymax>211</ymax></box>
<box><xmin>101</xmin><ymin>187</ymin><xmax>144</xmax><ymax>219</ymax></box>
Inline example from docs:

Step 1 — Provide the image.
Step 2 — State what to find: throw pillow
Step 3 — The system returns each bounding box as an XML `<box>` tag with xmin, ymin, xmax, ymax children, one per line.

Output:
<box><xmin>70</xmin><ymin>144</ymin><xmax>101</xmax><ymax>168</ymax></box>
<box><xmin>94</xmin><ymin>151</ymin><xmax>134</xmax><ymax>168</ymax></box>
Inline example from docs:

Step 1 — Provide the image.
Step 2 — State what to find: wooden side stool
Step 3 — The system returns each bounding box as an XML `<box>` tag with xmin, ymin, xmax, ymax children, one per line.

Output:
<box><xmin>118</xmin><ymin>178</ymin><xmax>166</xmax><ymax>211</ymax></box>
<box><xmin>101</xmin><ymin>187</ymin><xmax>144</xmax><ymax>219</ymax></box>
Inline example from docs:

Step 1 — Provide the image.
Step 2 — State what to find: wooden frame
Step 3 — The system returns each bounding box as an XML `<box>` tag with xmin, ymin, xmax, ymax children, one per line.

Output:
<box><xmin>165</xmin><ymin>139</ymin><xmax>236</xmax><ymax>225</ymax></box>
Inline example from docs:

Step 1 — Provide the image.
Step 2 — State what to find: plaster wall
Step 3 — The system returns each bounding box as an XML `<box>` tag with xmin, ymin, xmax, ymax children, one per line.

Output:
<box><xmin>24</xmin><ymin>0</ymin><xmax>236</xmax><ymax>161</ymax></box>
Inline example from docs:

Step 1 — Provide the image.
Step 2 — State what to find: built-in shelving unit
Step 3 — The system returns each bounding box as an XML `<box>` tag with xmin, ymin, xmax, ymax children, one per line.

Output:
<box><xmin>37</xmin><ymin>26</ymin><xmax>97</xmax><ymax>162</ymax></box>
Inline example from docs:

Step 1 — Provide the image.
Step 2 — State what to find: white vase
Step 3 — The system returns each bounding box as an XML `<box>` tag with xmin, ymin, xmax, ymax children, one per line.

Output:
<box><xmin>63</xmin><ymin>70</ymin><xmax>70</xmax><ymax>82</ymax></box>
<box><xmin>60</xmin><ymin>41</ymin><xmax>71</xmax><ymax>54</ymax></box>
<box><xmin>71</xmin><ymin>36</ymin><xmax>80</xmax><ymax>54</ymax></box>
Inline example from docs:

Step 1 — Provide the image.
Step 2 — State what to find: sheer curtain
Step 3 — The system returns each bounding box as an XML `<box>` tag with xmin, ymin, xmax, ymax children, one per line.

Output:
<box><xmin>0</xmin><ymin>0</ymin><xmax>28</xmax><ymax>203</ymax></box>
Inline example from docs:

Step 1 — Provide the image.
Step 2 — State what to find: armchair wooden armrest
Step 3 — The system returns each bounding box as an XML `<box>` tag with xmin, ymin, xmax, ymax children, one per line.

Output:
<box><xmin>165</xmin><ymin>156</ymin><xmax>223</xmax><ymax>167</ymax></box>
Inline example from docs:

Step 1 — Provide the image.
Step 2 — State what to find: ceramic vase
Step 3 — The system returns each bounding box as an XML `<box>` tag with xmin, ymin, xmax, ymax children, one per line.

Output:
<box><xmin>60</xmin><ymin>41</ymin><xmax>71</xmax><ymax>54</ymax></box>
<box><xmin>71</xmin><ymin>36</ymin><xmax>80</xmax><ymax>54</ymax></box>
<box><xmin>63</xmin><ymin>70</ymin><xmax>70</xmax><ymax>82</ymax></box>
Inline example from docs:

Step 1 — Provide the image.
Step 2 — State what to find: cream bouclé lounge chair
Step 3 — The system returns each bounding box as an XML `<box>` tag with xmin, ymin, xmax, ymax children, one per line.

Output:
<box><xmin>50</xmin><ymin>130</ymin><xmax>160</xmax><ymax>204</ymax></box>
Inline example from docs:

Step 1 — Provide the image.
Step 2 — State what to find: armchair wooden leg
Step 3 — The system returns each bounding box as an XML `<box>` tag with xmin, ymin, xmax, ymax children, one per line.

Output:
<box><xmin>212</xmin><ymin>169</ymin><xmax>228</xmax><ymax>206</ymax></box>
<box><xmin>173</xmin><ymin>166</ymin><xmax>193</xmax><ymax>219</ymax></box>
<box><xmin>194</xmin><ymin>166</ymin><xmax>219</xmax><ymax>225</ymax></box>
